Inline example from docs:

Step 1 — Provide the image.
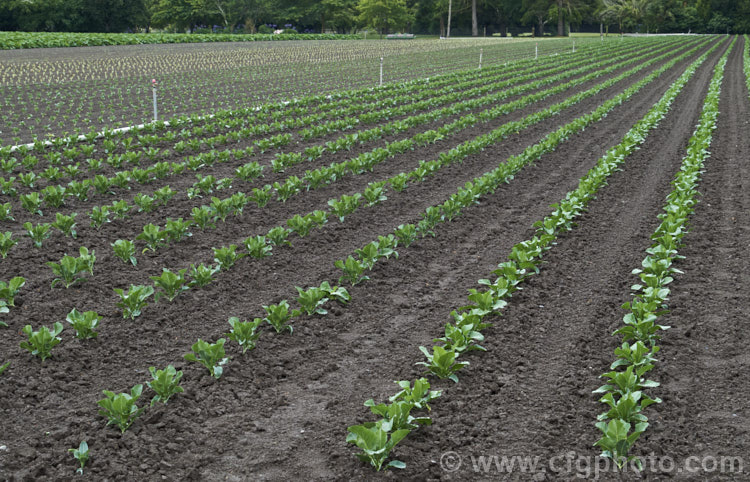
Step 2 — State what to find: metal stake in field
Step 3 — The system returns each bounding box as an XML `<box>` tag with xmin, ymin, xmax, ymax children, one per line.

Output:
<box><xmin>479</xmin><ymin>48</ymin><xmax>483</xmax><ymax>69</ymax></box>
<box><xmin>151</xmin><ymin>78</ymin><xmax>158</xmax><ymax>122</ymax></box>
<box><xmin>572</xmin><ymin>40</ymin><xmax>575</xmax><ymax>53</ymax></box>
<box><xmin>535</xmin><ymin>43</ymin><xmax>538</xmax><ymax>60</ymax></box>
<box><xmin>379</xmin><ymin>57</ymin><xmax>383</xmax><ymax>87</ymax></box>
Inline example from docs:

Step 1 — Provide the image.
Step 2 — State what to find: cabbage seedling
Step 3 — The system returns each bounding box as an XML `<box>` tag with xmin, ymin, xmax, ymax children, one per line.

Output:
<box><xmin>114</xmin><ymin>285</ymin><xmax>154</xmax><ymax>319</ymax></box>
<box><xmin>0</xmin><ymin>361</ymin><xmax>9</xmax><ymax>375</ymax></box>
<box><xmin>389</xmin><ymin>378</ymin><xmax>442</xmax><ymax>411</ymax></box>
<box><xmin>346</xmin><ymin>422</ymin><xmax>409</xmax><ymax>471</ymax></box>
<box><xmin>263</xmin><ymin>301</ymin><xmax>293</xmax><ymax>333</ymax></box>
<box><xmin>0</xmin><ymin>276</ymin><xmax>24</xmax><ymax>306</ymax></box>
<box><xmin>0</xmin><ymin>232</ymin><xmax>17</xmax><ymax>258</ymax></box>
<box><xmin>213</xmin><ymin>245</ymin><xmax>245</xmax><ymax>270</ymax></box>
<box><xmin>335</xmin><ymin>256</ymin><xmax>369</xmax><ymax>286</ymax></box>
<box><xmin>416</xmin><ymin>345</ymin><xmax>468</xmax><ymax>383</ymax></box>
<box><xmin>151</xmin><ymin>268</ymin><xmax>189</xmax><ymax>302</ymax></box>
<box><xmin>267</xmin><ymin>226</ymin><xmax>292</xmax><ymax>247</ymax></box>
<box><xmin>147</xmin><ymin>365</ymin><xmax>184</xmax><ymax>406</ymax></box>
<box><xmin>66</xmin><ymin>308</ymin><xmax>101</xmax><ymax>339</ymax></box>
<box><xmin>184</xmin><ymin>338</ymin><xmax>229</xmax><ymax>379</ymax></box>
<box><xmin>226</xmin><ymin>317</ymin><xmax>262</xmax><ymax>354</ymax></box>
<box><xmin>188</xmin><ymin>263</ymin><xmax>220</xmax><ymax>287</ymax></box>
<box><xmin>98</xmin><ymin>384</ymin><xmax>144</xmax><ymax>432</ymax></box>
<box><xmin>244</xmin><ymin>235</ymin><xmax>272</xmax><ymax>259</ymax></box>
<box><xmin>23</xmin><ymin>222</ymin><xmax>51</xmax><ymax>248</ymax></box>
<box><xmin>112</xmin><ymin>239</ymin><xmax>137</xmax><ymax>266</ymax></box>
<box><xmin>51</xmin><ymin>212</ymin><xmax>78</xmax><ymax>238</ymax></box>
<box><xmin>68</xmin><ymin>441</ymin><xmax>89</xmax><ymax>475</ymax></box>
<box><xmin>20</xmin><ymin>322</ymin><xmax>63</xmax><ymax>361</ymax></box>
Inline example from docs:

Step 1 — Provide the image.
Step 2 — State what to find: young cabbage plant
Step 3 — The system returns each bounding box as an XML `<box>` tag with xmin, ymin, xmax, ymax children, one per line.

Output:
<box><xmin>416</xmin><ymin>345</ymin><xmax>468</xmax><ymax>383</ymax></box>
<box><xmin>226</xmin><ymin>317</ymin><xmax>263</xmax><ymax>354</ymax></box>
<box><xmin>184</xmin><ymin>338</ymin><xmax>229</xmax><ymax>379</ymax></box>
<box><xmin>328</xmin><ymin>193</ymin><xmax>362</xmax><ymax>222</ymax></box>
<box><xmin>0</xmin><ymin>361</ymin><xmax>9</xmax><ymax>375</ymax></box>
<box><xmin>355</xmin><ymin>242</ymin><xmax>380</xmax><ymax>270</ymax></box>
<box><xmin>346</xmin><ymin>421</ymin><xmax>410</xmax><ymax>471</ymax></box>
<box><xmin>389</xmin><ymin>378</ymin><xmax>442</xmax><ymax>411</ymax></box>
<box><xmin>23</xmin><ymin>221</ymin><xmax>51</xmax><ymax>248</ymax></box>
<box><xmin>335</xmin><ymin>256</ymin><xmax>370</xmax><ymax>286</ymax></box>
<box><xmin>434</xmin><ymin>323</ymin><xmax>486</xmax><ymax>355</ymax></box>
<box><xmin>114</xmin><ymin>285</ymin><xmax>154</xmax><ymax>319</ymax></box>
<box><xmin>244</xmin><ymin>235</ymin><xmax>272</xmax><ymax>259</ymax></box>
<box><xmin>98</xmin><ymin>384</ymin><xmax>145</xmax><ymax>433</ymax></box>
<box><xmin>394</xmin><ymin>224</ymin><xmax>418</xmax><ymax>247</ymax></box>
<box><xmin>147</xmin><ymin>365</ymin><xmax>184</xmax><ymax>406</ymax></box>
<box><xmin>594</xmin><ymin>419</ymin><xmax>648</xmax><ymax>469</ymax></box>
<box><xmin>0</xmin><ymin>276</ymin><xmax>24</xmax><ymax>306</ymax></box>
<box><xmin>47</xmin><ymin>253</ymin><xmax>89</xmax><ymax>289</ymax></box>
<box><xmin>66</xmin><ymin>308</ymin><xmax>101</xmax><ymax>339</ymax></box>
<box><xmin>51</xmin><ymin>212</ymin><xmax>78</xmax><ymax>238</ymax></box>
<box><xmin>0</xmin><ymin>232</ymin><xmax>17</xmax><ymax>258</ymax></box>
<box><xmin>20</xmin><ymin>322</ymin><xmax>63</xmax><ymax>361</ymax></box>
<box><xmin>68</xmin><ymin>441</ymin><xmax>89</xmax><ymax>475</ymax></box>
<box><xmin>151</xmin><ymin>268</ymin><xmax>190</xmax><ymax>303</ymax></box>
<box><xmin>188</xmin><ymin>263</ymin><xmax>220</xmax><ymax>287</ymax></box>
<box><xmin>363</xmin><ymin>399</ymin><xmax>431</xmax><ymax>432</ymax></box>
<box><xmin>112</xmin><ymin>239</ymin><xmax>137</xmax><ymax>266</ymax></box>
<box><xmin>213</xmin><ymin>245</ymin><xmax>245</xmax><ymax>270</ymax></box>
<box><xmin>263</xmin><ymin>301</ymin><xmax>293</xmax><ymax>333</ymax></box>
<box><xmin>267</xmin><ymin>226</ymin><xmax>292</xmax><ymax>247</ymax></box>
<box><xmin>295</xmin><ymin>286</ymin><xmax>329</xmax><ymax>316</ymax></box>
<box><xmin>136</xmin><ymin>223</ymin><xmax>166</xmax><ymax>253</ymax></box>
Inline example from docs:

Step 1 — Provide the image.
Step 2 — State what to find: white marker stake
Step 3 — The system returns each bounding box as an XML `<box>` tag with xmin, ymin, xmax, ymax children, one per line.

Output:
<box><xmin>379</xmin><ymin>57</ymin><xmax>383</xmax><ymax>87</ymax></box>
<box><xmin>573</xmin><ymin>40</ymin><xmax>575</xmax><ymax>53</ymax></box>
<box><xmin>479</xmin><ymin>48</ymin><xmax>483</xmax><ymax>69</ymax></box>
<box><xmin>535</xmin><ymin>43</ymin><xmax>538</xmax><ymax>60</ymax></box>
<box><xmin>152</xmin><ymin>79</ymin><xmax>158</xmax><ymax>122</ymax></box>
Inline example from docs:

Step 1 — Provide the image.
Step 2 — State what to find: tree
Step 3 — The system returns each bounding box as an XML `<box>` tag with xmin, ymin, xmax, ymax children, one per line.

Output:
<box><xmin>357</xmin><ymin>0</ymin><xmax>413</xmax><ymax>35</ymax></box>
<box><xmin>521</xmin><ymin>0</ymin><xmax>550</xmax><ymax>36</ymax></box>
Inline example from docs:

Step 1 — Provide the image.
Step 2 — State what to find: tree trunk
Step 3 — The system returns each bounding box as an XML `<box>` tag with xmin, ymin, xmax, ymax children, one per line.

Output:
<box><xmin>471</xmin><ymin>0</ymin><xmax>478</xmax><ymax>36</ymax></box>
<box><xmin>538</xmin><ymin>17</ymin><xmax>544</xmax><ymax>37</ymax></box>
<box><xmin>440</xmin><ymin>16</ymin><xmax>445</xmax><ymax>37</ymax></box>
<box><xmin>447</xmin><ymin>0</ymin><xmax>452</xmax><ymax>38</ymax></box>
<box><xmin>321</xmin><ymin>13</ymin><xmax>326</xmax><ymax>33</ymax></box>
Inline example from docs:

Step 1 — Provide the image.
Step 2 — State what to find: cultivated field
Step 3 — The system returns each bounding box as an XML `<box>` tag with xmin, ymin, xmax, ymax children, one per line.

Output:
<box><xmin>0</xmin><ymin>35</ymin><xmax>748</xmax><ymax>480</ymax></box>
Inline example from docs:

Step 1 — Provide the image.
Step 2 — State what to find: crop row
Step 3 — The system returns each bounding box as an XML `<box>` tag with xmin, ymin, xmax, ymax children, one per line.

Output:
<box><xmin>4</xmin><ymin>35</ymin><xmax>715</xmax><ymax>460</ymax></box>
<box><xmin>0</xmin><ymin>38</ymin><xmax>699</xmax><ymax>267</ymax></box>
<box><xmin>593</xmin><ymin>37</ymin><xmax>731</xmax><ymax>469</ymax></box>
<box><xmin>344</xmin><ymin>37</ymin><xmax>725</xmax><ymax>471</ymax></box>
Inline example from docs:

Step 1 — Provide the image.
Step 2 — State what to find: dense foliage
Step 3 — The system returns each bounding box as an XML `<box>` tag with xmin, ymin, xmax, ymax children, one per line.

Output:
<box><xmin>1</xmin><ymin>0</ymin><xmax>749</xmax><ymax>38</ymax></box>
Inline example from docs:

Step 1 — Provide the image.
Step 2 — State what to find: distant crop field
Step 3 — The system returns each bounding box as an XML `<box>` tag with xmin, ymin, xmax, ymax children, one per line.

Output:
<box><xmin>2</xmin><ymin>37</ymin><xmax>589</xmax><ymax>145</ymax></box>
<box><xmin>0</xmin><ymin>35</ymin><xmax>748</xmax><ymax>480</ymax></box>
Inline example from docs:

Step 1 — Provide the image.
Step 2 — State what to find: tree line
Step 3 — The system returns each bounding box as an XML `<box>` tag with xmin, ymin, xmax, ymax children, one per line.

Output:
<box><xmin>1</xmin><ymin>0</ymin><xmax>749</xmax><ymax>36</ymax></box>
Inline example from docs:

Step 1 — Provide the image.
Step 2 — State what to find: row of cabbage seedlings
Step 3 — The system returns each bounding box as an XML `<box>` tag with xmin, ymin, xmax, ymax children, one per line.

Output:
<box><xmin>0</xmin><ymin>36</ymin><xmax>717</xmax><ymax>374</ymax></box>
<box><xmin>11</xmin><ymin>38</ymin><xmax>715</xmax><ymax>476</ymax></box>
<box><xmin>116</xmin><ymin>38</ymin><xmax>704</xmax><ymax>323</ymax></box>
<box><xmin>345</xmin><ymin>37</ymin><xmax>724</xmax><ymax>472</ymax></box>
<box><xmin>0</xmin><ymin>35</ymin><xmax>673</xmax><ymax>296</ymax></box>
<box><xmin>593</xmin><ymin>37</ymin><xmax>732</xmax><ymax>469</ymax></box>
<box><xmin>0</xmin><ymin>37</ymin><xmax>667</xmax><ymax>244</ymax></box>
<box><xmin>84</xmin><ymin>38</ymin><xmax>706</xmax><ymax>269</ymax></box>
<box><xmin>0</xmin><ymin>37</ymin><xmax>640</xmax><ymax>160</ymax></box>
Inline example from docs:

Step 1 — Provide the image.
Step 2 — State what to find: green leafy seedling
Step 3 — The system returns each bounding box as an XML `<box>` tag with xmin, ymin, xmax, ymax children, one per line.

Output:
<box><xmin>263</xmin><ymin>301</ymin><xmax>293</xmax><ymax>333</ymax></box>
<box><xmin>184</xmin><ymin>339</ymin><xmax>229</xmax><ymax>379</ymax></box>
<box><xmin>151</xmin><ymin>268</ymin><xmax>189</xmax><ymax>302</ymax></box>
<box><xmin>147</xmin><ymin>365</ymin><xmax>184</xmax><ymax>406</ymax></box>
<box><xmin>0</xmin><ymin>276</ymin><xmax>24</xmax><ymax>306</ymax></box>
<box><xmin>69</xmin><ymin>441</ymin><xmax>89</xmax><ymax>475</ymax></box>
<box><xmin>66</xmin><ymin>308</ymin><xmax>101</xmax><ymax>339</ymax></box>
<box><xmin>114</xmin><ymin>285</ymin><xmax>154</xmax><ymax>319</ymax></box>
<box><xmin>416</xmin><ymin>345</ymin><xmax>468</xmax><ymax>383</ymax></box>
<box><xmin>346</xmin><ymin>422</ymin><xmax>410</xmax><ymax>471</ymax></box>
<box><xmin>112</xmin><ymin>239</ymin><xmax>137</xmax><ymax>266</ymax></box>
<box><xmin>20</xmin><ymin>322</ymin><xmax>63</xmax><ymax>361</ymax></box>
<box><xmin>226</xmin><ymin>317</ymin><xmax>262</xmax><ymax>354</ymax></box>
<box><xmin>97</xmin><ymin>384</ymin><xmax>144</xmax><ymax>433</ymax></box>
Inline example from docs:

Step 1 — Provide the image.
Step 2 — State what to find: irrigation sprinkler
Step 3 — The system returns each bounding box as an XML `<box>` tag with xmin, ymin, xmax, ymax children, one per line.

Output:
<box><xmin>151</xmin><ymin>78</ymin><xmax>158</xmax><ymax>122</ymax></box>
